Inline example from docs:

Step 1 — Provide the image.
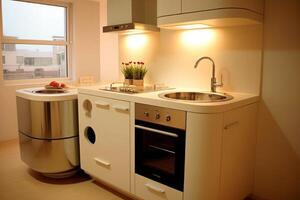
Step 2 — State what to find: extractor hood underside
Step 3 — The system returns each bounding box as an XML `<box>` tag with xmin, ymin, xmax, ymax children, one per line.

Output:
<box><xmin>103</xmin><ymin>23</ymin><xmax>160</xmax><ymax>34</ymax></box>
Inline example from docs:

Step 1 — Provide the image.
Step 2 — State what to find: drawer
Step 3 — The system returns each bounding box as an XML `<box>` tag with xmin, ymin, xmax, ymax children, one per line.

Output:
<box><xmin>81</xmin><ymin>154</ymin><xmax>130</xmax><ymax>192</ymax></box>
<box><xmin>135</xmin><ymin>174</ymin><xmax>183</xmax><ymax>200</ymax></box>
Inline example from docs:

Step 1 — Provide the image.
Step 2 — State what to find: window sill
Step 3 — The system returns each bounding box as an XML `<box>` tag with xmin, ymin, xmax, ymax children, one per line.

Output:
<box><xmin>2</xmin><ymin>77</ymin><xmax>74</xmax><ymax>87</ymax></box>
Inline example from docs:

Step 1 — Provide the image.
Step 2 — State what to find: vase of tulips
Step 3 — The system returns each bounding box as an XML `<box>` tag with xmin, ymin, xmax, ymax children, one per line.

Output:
<box><xmin>121</xmin><ymin>62</ymin><xmax>134</xmax><ymax>85</ymax></box>
<box><xmin>121</xmin><ymin>61</ymin><xmax>147</xmax><ymax>87</ymax></box>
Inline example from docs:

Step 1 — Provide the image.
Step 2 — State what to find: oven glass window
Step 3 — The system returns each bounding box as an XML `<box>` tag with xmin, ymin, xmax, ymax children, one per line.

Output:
<box><xmin>141</xmin><ymin>130</ymin><xmax>177</xmax><ymax>175</ymax></box>
<box><xmin>135</xmin><ymin>122</ymin><xmax>185</xmax><ymax>191</ymax></box>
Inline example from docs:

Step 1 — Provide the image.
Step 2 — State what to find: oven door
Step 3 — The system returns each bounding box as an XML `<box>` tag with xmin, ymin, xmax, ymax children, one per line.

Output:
<box><xmin>135</xmin><ymin>120</ymin><xmax>185</xmax><ymax>191</ymax></box>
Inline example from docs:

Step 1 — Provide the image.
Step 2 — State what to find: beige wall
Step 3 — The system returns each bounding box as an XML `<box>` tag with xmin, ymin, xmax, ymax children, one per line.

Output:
<box><xmin>99</xmin><ymin>0</ymin><xmax>119</xmax><ymax>82</ymax></box>
<box><xmin>254</xmin><ymin>0</ymin><xmax>300</xmax><ymax>199</ymax></box>
<box><xmin>119</xmin><ymin>26</ymin><xmax>263</xmax><ymax>94</ymax></box>
<box><xmin>117</xmin><ymin>1</ymin><xmax>300</xmax><ymax>199</ymax></box>
<box><xmin>0</xmin><ymin>0</ymin><xmax>100</xmax><ymax>141</ymax></box>
<box><xmin>72</xmin><ymin>0</ymin><xmax>100</xmax><ymax>81</ymax></box>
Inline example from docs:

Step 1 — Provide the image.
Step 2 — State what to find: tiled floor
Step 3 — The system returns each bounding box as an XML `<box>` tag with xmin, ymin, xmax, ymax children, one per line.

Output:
<box><xmin>0</xmin><ymin>139</ymin><xmax>131</xmax><ymax>200</ymax></box>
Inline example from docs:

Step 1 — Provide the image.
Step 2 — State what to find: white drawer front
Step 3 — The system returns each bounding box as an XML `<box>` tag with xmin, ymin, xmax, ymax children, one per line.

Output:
<box><xmin>135</xmin><ymin>174</ymin><xmax>183</xmax><ymax>200</ymax></box>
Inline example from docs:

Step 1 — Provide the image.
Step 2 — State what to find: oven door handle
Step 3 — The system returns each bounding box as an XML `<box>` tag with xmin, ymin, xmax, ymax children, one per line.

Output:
<box><xmin>135</xmin><ymin>125</ymin><xmax>178</xmax><ymax>138</ymax></box>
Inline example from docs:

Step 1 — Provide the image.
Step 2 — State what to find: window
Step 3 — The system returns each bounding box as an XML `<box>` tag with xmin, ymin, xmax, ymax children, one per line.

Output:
<box><xmin>16</xmin><ymin>56</ymin><xmax>24</xmax><ymax>65</ymax></box>
<box><xmin>1</xmin><ymin>0</ymin><xmax>71</xmax><ymax>81</ymax></box>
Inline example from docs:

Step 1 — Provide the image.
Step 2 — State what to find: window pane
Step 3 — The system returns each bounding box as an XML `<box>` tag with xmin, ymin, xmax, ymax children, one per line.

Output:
<box><xmin>2</xmin><ymin>44</ymin><xmax>67</xmax><ymax>80</ymax></box>
<box><xmin>2</xmin><ymin>0</ymin><xmax>66</xmax><ymax>41</ymax></box>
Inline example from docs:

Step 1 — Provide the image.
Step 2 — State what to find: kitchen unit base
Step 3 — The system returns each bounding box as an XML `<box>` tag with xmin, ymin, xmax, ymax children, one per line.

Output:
<box><xmin>78</xmin><ymin>87</ymin><xmax>259</xmax><ymax>200</ymax></box>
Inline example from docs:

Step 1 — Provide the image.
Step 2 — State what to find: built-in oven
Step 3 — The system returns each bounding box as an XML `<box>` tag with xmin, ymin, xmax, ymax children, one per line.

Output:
<box><xmin>135</xmin><ymin>103</ymin><xmax>186</xmax><ymax>191</ymax></box>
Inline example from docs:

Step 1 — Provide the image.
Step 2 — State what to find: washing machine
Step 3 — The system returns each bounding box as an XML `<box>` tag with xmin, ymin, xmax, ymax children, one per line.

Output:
<box><xmin>16</xmin><ymin>87</ymin><xmax>80</xmax><ymax>178</ymax></box>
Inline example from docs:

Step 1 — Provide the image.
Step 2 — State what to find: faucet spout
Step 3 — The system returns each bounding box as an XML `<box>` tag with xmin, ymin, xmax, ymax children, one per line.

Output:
<box><xmin>194</xmin><ymin>56</ymin><xmax>222</xmax><ymax>93</ymax></box>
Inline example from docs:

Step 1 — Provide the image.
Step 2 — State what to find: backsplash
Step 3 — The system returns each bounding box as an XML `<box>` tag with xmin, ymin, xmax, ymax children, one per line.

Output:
<box><xmin>119</xmin><ymin>25</ymin><xmax>263</xmax><ymax>95</ymax></box>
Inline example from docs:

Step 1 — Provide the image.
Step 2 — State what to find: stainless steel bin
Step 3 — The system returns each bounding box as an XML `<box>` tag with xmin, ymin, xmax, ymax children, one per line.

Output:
<box><xmin>16</xmin><ymin>89</ymin><xmax>79</xmax><ymax>178</ymax></box>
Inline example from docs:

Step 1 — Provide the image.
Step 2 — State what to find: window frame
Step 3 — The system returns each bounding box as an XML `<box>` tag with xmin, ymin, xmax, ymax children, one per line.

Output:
<box><xmin>0</xmin><ymin>0</ymin><xmax>73</xmax><ymax>85</ymax></box>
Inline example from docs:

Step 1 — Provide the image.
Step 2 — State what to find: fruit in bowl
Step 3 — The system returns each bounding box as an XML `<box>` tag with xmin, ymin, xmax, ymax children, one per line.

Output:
<box><xmin>45</xmin><ymin>81</ymin><xmax>67</xmax><ymax>89</ymax></box>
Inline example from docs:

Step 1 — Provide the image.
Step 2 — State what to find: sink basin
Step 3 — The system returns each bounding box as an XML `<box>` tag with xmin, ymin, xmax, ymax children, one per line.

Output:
<box><xmin>33</xmin><ymin>89</ymin><xmax>68</xmax><ymax>94</ymax></box>
<box><xmin>159</xmin><ymin>92</ymin><xmax>233</xmax><ymax>103</ymax></box>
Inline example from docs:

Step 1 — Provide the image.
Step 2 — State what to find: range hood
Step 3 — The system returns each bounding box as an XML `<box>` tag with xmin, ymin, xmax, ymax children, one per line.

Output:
<box><xmin>103</xmin><ymin>0</ymin><xmax>159</xmax><ymax>33</ymax></box>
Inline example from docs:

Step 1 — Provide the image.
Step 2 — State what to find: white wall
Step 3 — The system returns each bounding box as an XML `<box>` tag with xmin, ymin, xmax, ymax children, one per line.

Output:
<box><xmin>119</xmin><ymin>26</ymin><xmax>263</xmax><ymax>94</ymax></box>
<box><xmin>254</xmin><ymin>0</ymin><xmax>300</xmax><ymax>199</ymax></box>
<box><xmin>0</xmin><ymin>0</ymin><xmax>101</xmax><ymax>141</ymax></box>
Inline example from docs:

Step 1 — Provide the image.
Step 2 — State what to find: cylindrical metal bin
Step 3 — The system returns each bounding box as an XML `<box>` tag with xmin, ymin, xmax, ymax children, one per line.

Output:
<box><xmin>16</xmin><ymin>89</ymin><xmax>79</xmax><ymax>178</ymax></box>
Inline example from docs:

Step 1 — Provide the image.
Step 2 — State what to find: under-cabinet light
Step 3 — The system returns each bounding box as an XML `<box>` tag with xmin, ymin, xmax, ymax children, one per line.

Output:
<box><xmin>181</xmin><ymin>29</ymin><xmax>215</xmax><ymax>45</ymax></box>
<box><xmin>125</xmin><ymin>34</ymin><xmax>148</xmax><ymax>49</ymax></box>
<box><xmin>175</xmin><ymin>24</ymin><xmax>211</xmax><ymax>30</ymax></box>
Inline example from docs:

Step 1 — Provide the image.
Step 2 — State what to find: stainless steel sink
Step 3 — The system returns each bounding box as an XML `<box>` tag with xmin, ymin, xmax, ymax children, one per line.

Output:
<box><xmin>33</xmin><ymin>89</ymin><xmax>68</xmax><ymax>94</ymax></box>
<box><xmin>159</xmin><ymin>92</ymin><xmax>233</xmax><ymax>103</ymax></box>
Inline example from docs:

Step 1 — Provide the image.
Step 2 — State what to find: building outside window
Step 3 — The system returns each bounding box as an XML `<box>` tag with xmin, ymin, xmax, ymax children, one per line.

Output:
<box><xmin>1</xmin><ymin>0</ymin><xmax>71</xmax><ymax>80</ymax></box>
<box><xmin>16</xmin><ymin>56</ymin><xmax>23</xmax><ymax>65</ymax></box>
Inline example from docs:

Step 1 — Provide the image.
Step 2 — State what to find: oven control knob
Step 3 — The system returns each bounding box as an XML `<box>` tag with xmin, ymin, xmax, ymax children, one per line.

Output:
<box><xmin>155</xmin><ymin>113</ymin><xmax>160</xmax><ymax>120</ymax></box>
<box><xmin>166</xmin><ymin>115</ymin><xmax>171</xmax><ymax>122</ymax></box>
<box><xmin>144</xmin><ymin>112</ymin><xmax>149</xmax><ymax>117</ymax></box>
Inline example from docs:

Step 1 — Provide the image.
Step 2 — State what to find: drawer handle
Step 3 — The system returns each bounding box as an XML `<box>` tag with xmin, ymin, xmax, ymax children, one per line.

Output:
<box><xmin>224</xmin><ymin>121</ymin><xmax>239</xmax><ymax>130</ymax></box>
<box><xmin>95</xmin><ymin>101</ymin><xmax>110</xmax><ymax>108</ymax></box>
<box><xmin>112</xmin><ymin>105</ymin><xmax>129</xmax><ymax>111</ymax></box>
<box><xmin>145</xmin><ymin>183</ymin><xmax>165</xmax><ymax>194</ymax></box>
<box><xmin>94</xmin><ymin>157</ymin><xmax>111</xmax><ymax>167</ymax></box>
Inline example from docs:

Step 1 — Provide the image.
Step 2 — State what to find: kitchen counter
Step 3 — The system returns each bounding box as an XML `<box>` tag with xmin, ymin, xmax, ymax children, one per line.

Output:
<box><xmin>78</xmin><ymin>85</ymin><xmax>259</xmax><ymax>113</ymax></box>
<box><xmin>16</xmin><ymin>87</ymin><xmax>78</xmax><ymax>102</ymax></box>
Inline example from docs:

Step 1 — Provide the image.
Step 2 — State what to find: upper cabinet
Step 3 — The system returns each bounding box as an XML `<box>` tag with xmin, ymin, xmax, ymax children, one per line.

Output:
<box><xmin>157</xmin><ymin>0</ymin><xmax>181</xmax><ymax>17</ymax></box>
<box><xmin>182</xmin><ymin>0</ymin><xmax>263</xmax><ymax>14</ymax></box>
<box><xmin>157</xmin><ymin>0</ymin><xmax>264</xmax><ymax>29</ymax></box>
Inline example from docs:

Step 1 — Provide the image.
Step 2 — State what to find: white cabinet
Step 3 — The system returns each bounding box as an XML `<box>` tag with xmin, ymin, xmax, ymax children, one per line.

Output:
<box><xmin>157</xmin><ymin>0</ymin><xmax>181</xmax><ymax>17</ymax></box>
<box><xmin>184</xmin><ymin>112</ymin><xmax>223</xmax><ymax>200</ymax></box>
<box><xmin>220</xmin><ymin>103</ymin><xmax>258</xmax><ymax>200</ymax></box>
<box><xmin>182</xmin><ymin>0</ymin><xmax>264</xmax><ymax>14</ymax></box>
<box><xmin>157</xmin><ymin>0</ymin><xmax>264</xmax><ymax>28</ymax></box>
<box><xmin>184</xmin><ymin>103</ymin><xmax>258</xmax><ymax>200</ymax></box>
<box><xmin>77</xmin><ymin>90</ymin><xmax>258</xmax><ymax>200</ymax></box>
<box><xmin>78</xmin><ymin>94</ymin><xmax>130</xmax><ymax>192</ymax></box>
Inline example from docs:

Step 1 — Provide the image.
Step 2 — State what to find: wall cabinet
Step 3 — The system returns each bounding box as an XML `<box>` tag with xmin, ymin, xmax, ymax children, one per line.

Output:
<box><xmin>182</xmin><ymin>0</ymin><xmax>263</xmax><ymax>14</ymax></box>
<box><xmin>157</xmin><ymin>0</ymin><xmax>264</xmax><ymax>28</ymax></box>
<box><xmin>78</xmin><ymin>94</ymin><xmax>131</xmax><ymax>192</ymax></box>
<box><xmin>157</xmin><ymin>0</ymin><xmax>181</xmax><ymax>17</ymax></box>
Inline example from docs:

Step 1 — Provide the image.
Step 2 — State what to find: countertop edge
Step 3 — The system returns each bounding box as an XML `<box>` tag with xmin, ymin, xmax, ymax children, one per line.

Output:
<box><xmin>77</xmin><ymin>86</ymin><xmax>260</xmax><ymax>113</ymax></box>
<box><xmin>16</xmin><ymin>88</ymin><xmax>78</xmax><ymax>102</ymax></box>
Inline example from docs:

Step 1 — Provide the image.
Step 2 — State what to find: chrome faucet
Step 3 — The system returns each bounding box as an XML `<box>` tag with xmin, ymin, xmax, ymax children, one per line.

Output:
<box><xmin>194</xmin><ymin>56</ymin><xmax>223</xmax><ymax>93</ymax></box>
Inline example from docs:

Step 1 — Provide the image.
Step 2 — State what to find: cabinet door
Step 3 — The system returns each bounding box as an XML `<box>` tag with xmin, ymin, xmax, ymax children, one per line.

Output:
<box><xmin>78</xmin><ymin>94</ymin><xmax>130</xmax><ymax>192</ymax></box>
<box><xmin>157</xmin><ymin>0</ymin><xmax>181</xmax><ymax>17</ymax></box>
<box><xmin>107</xmin><ymin>0</ymin><xmax>132</xmax><ymax>25</ymax></box>
<box><xmin>182</xmin><ymin>0</ymin><xmax>264</xmax><ymax>14</ymax></box>
<box><xmin>220</xmin><ymin>103</ymin><xmax>258</xmax><ymax>200</ymax></box>
<box><xmin>184</xmin><ymin>112</ymin><xmax>223</xmax><ymax>200</ymax></box>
